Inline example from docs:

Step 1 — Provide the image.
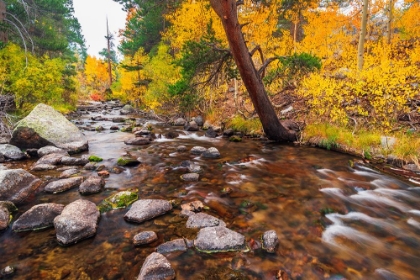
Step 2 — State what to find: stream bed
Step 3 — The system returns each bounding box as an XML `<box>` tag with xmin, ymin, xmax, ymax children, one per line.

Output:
<box><xmin>1</xmin><ymin>102</ymin><xmax>420</xmax><ymax>279</ymax></box>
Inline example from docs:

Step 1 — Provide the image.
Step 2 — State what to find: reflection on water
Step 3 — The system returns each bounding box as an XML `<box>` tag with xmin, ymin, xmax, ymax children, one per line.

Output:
<box><xmin>1</xmin><ymin>111</ymin><xmax>420</xmax><ymax>279</ymax></box>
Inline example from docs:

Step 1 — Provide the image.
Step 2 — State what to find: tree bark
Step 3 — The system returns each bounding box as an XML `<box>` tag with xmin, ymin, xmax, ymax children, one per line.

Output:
<box><xmin>387</xmin><ymin>0</ymin><xmax>394</xmax><ymax>44</ymax></box>
<box><xmin>0</xmin><ymin>0</ymin><xmax>7</xmax><ymax>43</ymax></box>
<box><xmin>357</xmin><ymin>0</ymin><xmax>369</xmax><ymax>71</ymax></box>
<box><xmin>210</xmin><ymin>0</ymin><xmax>296</xmax><ymax>141</ymax></box>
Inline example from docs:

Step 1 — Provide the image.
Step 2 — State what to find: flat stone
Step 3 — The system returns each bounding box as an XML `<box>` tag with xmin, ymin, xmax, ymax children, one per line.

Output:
<box><xmin>54</xmin><ymin>199</ymin><xmax>100</xmax><ymax>245</ymax></box>
<box><xmin>137</xmin><ymin>252</ymin><xmax>175</xmax><ymax>280</ymax></box>
<box><xmin>133</xmin><ymin>231</ymin><xmax>158</xmax><ymax>246</ymax></box>
<box><xmin>36</xmin><ymin>152</ymin><xmax>69</xmax><ymax>165</ymax></box>
<box><xmin>31</xmin><ymin>164</ymin><xmax>57</xmax><ymax>171</ymax></box>
<box><xmin>59</xmin><ymin>168</ymin><xmax>79</xmax><ymax>179</ymax></box>
<box><xmin>202</xmin><ymin>147</ymin><xmax>221</xmax><ymax>159</ymax></box>
<box><xmin>60</xmin><ymin>156</ymin><xmax>89</xmax><ymax>166</ymax></box>
<box><xmin>194</xmin><ymin>226</ymin><xmax>247</xmax><ymax>252</ymax></box>
<box><xmin>0</xmin><ymin>169</ymin><xmax>41</xmax><ymax>204</ymax></box>
<box><xmin>38</xmin><ymin>146</ymin><xmax>68</xmax><ymax>157</ymax></box>
<box><xmin>181</xmin><ymin>173</ymin><xmax>199</xmax><ymax>182</ymax></box>
<box><xmin>186</xmin><ymin>213</ymin><xmax>226</xmax><ymax>228</ymax></box>
<box><xmin>44</xmin><ymin>177</ymin><xmax>83</xmax><ymax>194</ymax></box>
<box><xmin>156</xmin><ymin>239</ymin><xmax>188</xmax><ymax>254</ymax></box>
<box><xmin>84</xmin><ymin>162</ymin><xmax>97</xmax><ymax>170</ymax></box>
<box><xmin>124</xmin><ymin>199</ymin><xmax>172</xmax><ymax>224</ymax></box>
<box><xmin>124</xmin><ymin>138</ymin><xmax>151</xmax><ymax>145</ymax></box>
<box><xmin>12</xmin><ymin>203</ymin><xmax>64</xmax><ymax>232</ymax></box>
<box><xmin>0</xmin><ymin>144</ymin><xmax>26</xmax><ymax>160</ymax></box>
<box><xmin>79</xmin><ymin>175</ymin><xmax>105</xmax><ymax>195</ymax></box>
<box><xmin>190</xmin><ymin>146</ymin><xmax>206</xmax><ymax>155</ymax></box>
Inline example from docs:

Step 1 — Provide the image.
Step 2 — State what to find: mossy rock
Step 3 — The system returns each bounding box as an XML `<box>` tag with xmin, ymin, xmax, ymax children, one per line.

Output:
<box><xmin>88</xmin><ymin>155</ymin><xmax>103</xmax><ymax>162</ymax></box>
<box><xmin>117</xmin><ymin>157</ymin><xmax>140</xmax><ymax>166</ymax></box>
<box><xmin>229</xmin><ymin>136</ymin><xmax>242</xmax><ymax>142</ymax></box>
<box><xmin>97</xmin><ymin>190</ymin><xmax>138</xmax><ymax>213</ymax></box>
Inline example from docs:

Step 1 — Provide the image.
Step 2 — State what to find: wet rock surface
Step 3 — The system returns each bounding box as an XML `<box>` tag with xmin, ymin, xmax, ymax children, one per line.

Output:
<box><xmin>12</xmin><ymin>203</ymin><xmax>64</xmax><ymax>232</ymax></box>
<box><xmin>190</xmin><ymin>146</ymin><xmax>206</xmax><ymax>155</ymax></box>
<box><xmin>137</xmin><ymin>252</ymin><xmax>175</xmax><ymax>280</ymax></box>
<box><xmin>124</xmin><ymin>199</ymin><xmax>172</xmax><ymax>224</ymax></box>
<box><xmin>0</xmin><ymin>205</ymin><xmax>10</xmax><ymax>231</ymax></box>
<box><xmin>124</xmin><ymin>138</ymin><xmax>151</xmax><ymax>145</ymax></box>
<box><xmin>53</xmin><ymin>199</ymin><xmax>100</xmax><ymax>245</ymax></box>
<box><xmin>186</xmin><ymin>213</ymin><xmax>226</xmax><ymax>228</ymax></box>
<box><xmin>180</xmin><ymin>173</ymin><xmax>199</xmax><ymax>182</ymax></box>
<box><xmin>156</xmin><ymin>238</ymin><xmax>188</xmax><ymax>254</ymax></box>
<box><xmin>37</xmin><ymin>146</ymin><xmax>68</xmax><ymax>157</ymax></box>
<box><xmin>44</xmin><ymin>177</ymin><xmax>84</xmax><ymax>194</ymax></box>
<box><xmin>262</xmin><ymin>230</ymin><xmax>279</xmax><ymax>253</ymax></box>
<box><xmin>79</xmin><ymin>175</ymin><xmax>105</xmax><ymax>195</ymax></box>
<box><xmin>133</xmin><ymin>231</ymin><xmax>158</xmax><ymax>246</ymax></box>
<box><xmin>0</xmin><ymin>144</ymin><xmax>26</xmax><ymax>160</ymax></box>
<box><xmin>0</xmin><ymin>169</ymin><xmax>41</xmax><ymax>204</ymax></box>
<box><xmin>202</xmin><ymin>147</ymin><xmax>221</xmax><ymax>159</ymax></box>
<box><xmin>194</xmin><ymin>226</ymin><xmax>247</xmax><ymax>252</ymax></box>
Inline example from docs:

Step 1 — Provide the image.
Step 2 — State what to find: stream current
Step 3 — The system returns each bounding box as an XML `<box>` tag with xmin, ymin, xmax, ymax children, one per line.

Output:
<box><xmin>1</xmin><ymin>103</ymin><xmax>419</xmax><ymax>279</ymax></box>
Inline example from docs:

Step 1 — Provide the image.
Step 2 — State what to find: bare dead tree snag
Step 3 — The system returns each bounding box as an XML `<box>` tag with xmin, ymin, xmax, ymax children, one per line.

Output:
<box><xmin>210</xmin><ymin>0</ymin><xmax>297</xmax><ymax>141</ymax></box>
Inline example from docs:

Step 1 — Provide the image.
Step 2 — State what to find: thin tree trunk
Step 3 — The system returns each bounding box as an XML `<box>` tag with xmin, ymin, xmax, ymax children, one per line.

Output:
<box><xmin>357</xmin><ymin>0</ymin><xmax>369</xmax><ymax>71</ymax></box>
<box><xmin>293</xmin><ymin>21</ymin><xmax>298</xmax><ymax>53</ymax></box>
<box><xmin>0</xmin><ymin>0</ymin><xmax>7</xmax><ymax>43</ymax></box>
<box><xmin>387</xmin><ymin>0</ymin><xmax>394</xmax><ymax>44</ymax></box>
<box><xmin>210</xmin><ymin>0</ymin><xmax>296</xmax><ymax>141</ymax></box>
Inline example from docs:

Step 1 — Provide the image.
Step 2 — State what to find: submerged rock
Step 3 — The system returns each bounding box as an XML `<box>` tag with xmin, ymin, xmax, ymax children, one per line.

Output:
<box><xmin>54</xmin><ymin>199</ymin><xmax>100</xmax><ymax>245</ymax></box>
<box><xmin>59</xmin><ymin>168</ymin><xmax>79</xmax><ymax>179</ymax></box>
<box><xmin>12</xmin><ymin>203</ymin><xmax>64</xmax><ymax>232</ymax></box>
<box><xmin>10</xmin><ymin>103</ymin><xmax>88</xmax><ymax>153</ymax></box>
<box><xmin>0</xmin><ymin>169</ymin><xmax>41</xmax><ymax>204</ymax></box>
<box><xmin>117</xmin><ymin>157</ymin><xmax>140</xmax><ymax>166</ymax></box>
<box><xmin>0</xmin><ymin>144</ymin><xmax>26</xmax><ymax>160</ymax></box>
<box><xmin>79</xmin><ymin>175</ymin><xmax>105</xmax><ymax>195</ymax></box>
<box><xmin>44</xmin><ymin>177</ymin><xmax>83</xmax><ymax>194</ymax></box>
<box><xmin>194</xmin><ymin>226</ymin><xmax>247</xmax><ymax>252</ymax></box>
<box><xmin>138</xmin><ymin>252</ymin><xmax>175</xmax><ymax>280</ymax></box>
<box><xmin>186</xmin><ymin>213</ymin><xmax>226</xmax><ymax>229</ymax></box>
<box><xmin>180</xmin><ymin>173</ymin><xmax>200</xmax><ymax>182</ymax></box>
<box><xmin>124</xmin><ymin>199</ymin><xmax>172</xmax><ymax>224</ymax></box>
<box><xmin>262</xmin><ymin>230</ymin><xmax>279</xmax><ymax>253</ymax></box>
<box><xmin>0</xmin><ymin>205</ymin><xmax>10</xmax><ymax>231</ymax></box>
<box><xmin>156</xmin><ymin>239</ymin><xmax>188</xmax><ymax>254</ymax></box>
<box><xmin>181</xmin><ymin>200</ymin><xmax>204</xmax><ymax>213</ymax></box>
<box><xmin>133</xmin><ymin>231</ymin><xmax>158</xmax><ymax>246</ymax></box>
<box><xmin>124</xmin><ymin>138</ymin><xmax>151</xmax><ymax>145</ymax></box>
<box><xmin>97</xmin><ymin>190</ymin><xmax>138</xmax><ymax>213</ymax></box>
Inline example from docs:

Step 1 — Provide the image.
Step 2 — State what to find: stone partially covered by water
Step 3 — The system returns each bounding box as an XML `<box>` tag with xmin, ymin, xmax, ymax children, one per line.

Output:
<box><xmin>79</xmin><ymin>175</ymin><xmax>105</xmax><ymax>195</ymax></box>
<box><xmin>184</xmin><ymin>121</ymin><xmax>199</xmax><ymax>131</ymax></box>
<box><xmin>173</xmin><ymin>118</ymin><xmax>186</xmax><ymax>126</ymax></box>
<box><xmin>124</xmin><ymin>199</ymin><xmax>172</xmax><ymax>224</ymax></box>
<box><xmin>124</xmin><ymin>137</ymin><xmax>151</xmax><ymax>145</ymax></box>
<box><xmin>186</xmin><ymin>213</ymin><xmax>226</xmax><ymax>229</ymax></box>
<box><xmin>202</xmin><ymin>147</ymin><xmax>221</xmax><ymax>159</ymax></box>
<box><xmin>137</xmin><ymin>252</ymin><xmax>175</xmax><ymax>280</ymax></box>
<box><xmin>194</xmin><ymin>226</ymin><xmax>247</xmax><ymax>252</ymax></box>
<box><xmin>0</xmin><ymin>144</ymin><xmax>26</xmax><ymax>160</ymax></box>
<box><xmin>53</xmin><ymin>199</ymin><xmax>100</xmax><ymax>245</ymax></box>
<box><xmin>10</xmin><ymin>103</ymin><xmax>88</xmax><ymax>153</ymax></box>
<box><xmin>190</xmin><ymin>146</ymin><xmax>207</xmax><ymax>155</ymax></box>
<box><xmin>180</xmin><ymin>173</ymin><xmax>199</xmax><ymax>182</ymax></box>
<box><xmin>156</xmin><ymin>238</ymin><xmax>188</xmax><ymax>254</ymax></box>
<box><xmin>0</xmin><ymin>169</ymin><xmax>41</xmax><ymax>204</ymax></box>
<box><xmin>0</xmin><ymin>205</ymin><xmax>10</xmax><ymax>231</ymax></box>
<box><xmin>37</xmin><ymin>145</ymin><xmax>68</xmax><ymax>157</ymax></box>
<box><xmin>59</xmin><ymin>168</ymin><xmax>79</xmax><ymax>179</ymax></box>
<box><xmin>12</xmin><ymin>203</ymin><xmax>64</xmax><ymax>232</ymax></box>
<box><xmin>133</xmin><ymin>231</ymin><xmax>158</xmax><ymax>246</ymax></box>
<box><xmin>181</xmin><ymin>201</ymin><xmax>204</xmax><ymax>213</ymax></box>
<box><xmin>44</xmin><ymin>177</ymin><xmax>83</xmax><ymax>194</ymax></box>
<box><xmin>60</xmin><ymin>156</ymin><xmax>89</xmax><ymax>166</ymax></box>
<box><xmin>97</xmin><ymin>190</ymin><xmax>138</xmax><ymax>213</ymax></box>
<box><xmin>35</xmin><ymin>152</ymin><xmax>69</xmax><ymax>165</ymax></box>
<box><xmin>262</xmin><ymin>230</ymin><xmax>279</xmax><ymax>253</ymax></box>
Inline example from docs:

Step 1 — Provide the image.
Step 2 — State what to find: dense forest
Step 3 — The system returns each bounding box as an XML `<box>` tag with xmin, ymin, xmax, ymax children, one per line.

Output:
<box><xmin>1</xmin><ymin>0</ymin><xmax>420</xmax><ymax>156</ymax></box>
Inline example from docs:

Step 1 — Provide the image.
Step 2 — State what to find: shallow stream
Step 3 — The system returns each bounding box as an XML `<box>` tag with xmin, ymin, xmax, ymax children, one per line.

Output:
<box><xmin>1</xmin><ymin>103</ymin><xmax>419</xmax><ymax>279</ymax></box>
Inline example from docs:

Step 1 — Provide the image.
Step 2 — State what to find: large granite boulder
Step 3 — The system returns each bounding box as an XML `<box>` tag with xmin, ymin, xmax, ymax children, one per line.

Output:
<box><xmin>53</xmin><ymin>199</ymin><xmax>100</xmax><ymax>245</ymax></box>
<box><xmin>12</xmin><ymin>203</ymin><xmax>64</xmax><ymax>232</ymax></box>
<box><xmin>124</xmin><ymin>199</ymin><xmax>172</xmax><ymax>224</ymax></box>
<box><xmin>10</xmin><ymin>103</ymin><xmax>88</xmax><ymax>154</ymax></box>
<box><xmin>0</xmin><ymin>144</ymin><xmax>26</xmax><ymax>160</ymax></box>
<box><xmin>0</xmin><ymin>169</ymin><xmax>41</xmax><ymax>204</ymax></box>
<box><xmin>194</xmin><ymin>226</ymin><xmax>247</xmax><ymax>252</ymax></box>
<box><xmin>138</xmin><ymin>252</ymin><xmax>175</xmax><ymax>280</ymax></box>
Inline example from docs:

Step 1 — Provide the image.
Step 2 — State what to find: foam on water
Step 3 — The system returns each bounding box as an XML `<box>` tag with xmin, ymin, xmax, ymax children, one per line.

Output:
<box><xmin>350</xmin><ymin>190</ymin><xmax>412</xmax><ymax>212</ymax></box>
<box><xmin>178</xmin><ymin>132</ymin><xmax>220</xmax><ymax>142</ymax></box>
<box><xmin>407</xmin><ymin>218</ymin><xmax>420</xmax><ymax>229</ymax></box>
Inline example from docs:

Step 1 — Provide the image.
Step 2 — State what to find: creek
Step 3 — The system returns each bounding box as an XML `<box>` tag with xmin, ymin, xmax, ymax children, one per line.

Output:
<box><xmin>0</xmin><ymin>102</ymin><xmax>419</xmax><ymax>279</ymax></box>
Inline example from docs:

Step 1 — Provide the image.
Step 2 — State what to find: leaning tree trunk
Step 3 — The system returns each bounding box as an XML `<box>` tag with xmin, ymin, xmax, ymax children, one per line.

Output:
<box><xmin>357</xmin><ymin>0</ymin><xmax>369</xmax><ymax>71</ymax></box>
<box><xmin>210</xmin><ymin>0</ymin><xmax>296</xmax><ymax>141</ymax></box>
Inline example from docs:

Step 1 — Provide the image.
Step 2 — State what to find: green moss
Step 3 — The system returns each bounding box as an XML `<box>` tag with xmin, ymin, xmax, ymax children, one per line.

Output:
<box><xmin>117</xmin><ymin>157</ymin><xmax>140</xmax><ymax>166</ymax></box>
<box><xmin>229</xmin><ymin>136</ymin><xmax>242</xmax><ymax>142</ymax></box>
<box><xmin>97</xmin><ymin>190</ymin><xmax>138</xmax><ymax>213</ymax></box>
<box><xmin>88</xmin><ymin>155</ymin><xmax>103</xmax><ymax>162</ymax></box>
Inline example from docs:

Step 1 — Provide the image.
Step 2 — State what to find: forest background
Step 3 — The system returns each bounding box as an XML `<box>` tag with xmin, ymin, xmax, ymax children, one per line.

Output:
<box><xmin>0</xmin><ymin>0</ymin><xmax>420</xmax><ymax>162</ymax></box>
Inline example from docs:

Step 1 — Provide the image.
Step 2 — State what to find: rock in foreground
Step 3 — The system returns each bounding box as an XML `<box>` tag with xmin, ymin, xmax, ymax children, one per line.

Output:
<box><xmin>0</xmin><ymin>169</ymin><xmax>41</xmax><ymax>204</ymax></box>
<box><xmin>12</xmin><ymin>203</ymin><xmax>64</xmax><ymax>232</ymax></box>
<box><xmin>44</xmin><ymin>177</ymin><xmax>83</xmax><ymax>194</ymax></box>
<box><xmin>186</xmin><ymin>213</ymin><xmax>226</xmax><ymax>228</ymax></box>
<box><xmin>262</xmin><ymin>230</ymin><xmax>279</xmax><ymax>253</ymax></box>
<box><xmin>0</xmin><ymin>144</ymin><xmax>26</xmax><ymax>160</ymax></box>
<box><xmin>133</xmin><ymin>231</ymin><xmax>158</xmax><ymax>246</ymax></box>
<box><xmin>79</xmin><ymin>175</ymin><xmax>105</xmax><ymax>195</ymax></box>
<box><xmin>194</xmin><ymin>226</ymin><xmax>247</xmax><ymax>252</ymax></box>
<box><xmin>138</xmin><ymin>252</ymin><xmax>175</xmax><ymax>280</ymax></box>
<box><xmin>10</xmin><ymin>103</ymin><xmax>88</xmax><ymax>153</ymax></box>
<box><xmin>124</xmin><ymin>199</ymin><xmax>172</xmax><ymax>224</ymax></box>
<box><xmin>53</xmin><ymin>199</ymin><xmax>100</xmax><ymax>245</ymax></box>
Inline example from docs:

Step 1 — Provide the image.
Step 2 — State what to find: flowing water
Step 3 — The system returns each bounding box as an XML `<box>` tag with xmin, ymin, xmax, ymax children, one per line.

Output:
<box><xmin>1</xmin><ymin>103</ymin><xmax>420</xmax><ymax>279</ymax></box>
